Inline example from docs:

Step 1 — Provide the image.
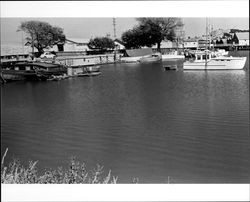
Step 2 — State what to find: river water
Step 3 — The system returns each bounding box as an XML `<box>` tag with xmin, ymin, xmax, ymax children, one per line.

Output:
<box><xmin>1</xmin><ymin>51</ymin><xmax>249</xmax><ymax>183</ymax></box>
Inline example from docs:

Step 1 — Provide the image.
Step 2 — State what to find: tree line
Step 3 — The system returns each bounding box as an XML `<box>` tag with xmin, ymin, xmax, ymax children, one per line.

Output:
<box><xmin>19</xmin><ymin>18</ymin><xmax>183</xmax><ymax>55</ymax></box>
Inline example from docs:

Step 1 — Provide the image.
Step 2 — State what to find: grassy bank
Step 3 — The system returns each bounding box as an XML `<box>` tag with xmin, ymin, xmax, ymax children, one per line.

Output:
<box><xmin>1</xmin><ymin>148</ymin><xmax>118</xmax><ymax>184</ymax></box>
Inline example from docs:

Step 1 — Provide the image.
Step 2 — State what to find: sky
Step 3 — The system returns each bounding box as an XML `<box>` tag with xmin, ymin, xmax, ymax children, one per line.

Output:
<box><xmin>1</xmin><ymin>17</ymin><xmax>249</xmax><ymax>45</ymax></box>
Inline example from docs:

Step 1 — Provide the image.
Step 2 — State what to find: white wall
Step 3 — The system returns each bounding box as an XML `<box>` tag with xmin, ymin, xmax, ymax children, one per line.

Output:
<box><xmin>64</xmin><ymin>43</ymin><xmax>89</xmax><ymax>51</ymax></box>
<box><xmin>239</xmin><ymin>39</ymin><xmax>249</xmax><ymax>46</ymax></box>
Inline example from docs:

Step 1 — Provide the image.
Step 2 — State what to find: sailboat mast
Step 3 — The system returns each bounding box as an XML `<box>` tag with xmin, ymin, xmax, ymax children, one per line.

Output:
<box><xmin>113</xmin><ymin>18</ymin><xmax>117</xmax><ymax>62</ymax></box>
<box><xmin>205</xmin><ymin>18</ymin><xmax>208</xmax><ymax>69</ymax></box>
<box><xmin>206</xmin><ymin>18</ymin><xmax>208</xmax><ymax>50</ymax></box>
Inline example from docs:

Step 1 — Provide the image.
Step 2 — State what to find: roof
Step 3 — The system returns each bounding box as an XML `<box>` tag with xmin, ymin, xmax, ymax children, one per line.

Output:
<box><xmin>66</xmin><ymin>38</ymin><xmax>90</xmax><ymax>44</ymax></box>
<box><xmin>125</xmin><ymin>48</ymin><xmax>153</xmax><ymax>57</ymax></box>
<box><xmin>236</xmin><ymin>32</ymin><xmax>249</xmax><ymax>40</ymax></box>
<box><xmin>114</xmin><ymin>39</ymin><xmax>125</xmax><ymax>45</ymax></box>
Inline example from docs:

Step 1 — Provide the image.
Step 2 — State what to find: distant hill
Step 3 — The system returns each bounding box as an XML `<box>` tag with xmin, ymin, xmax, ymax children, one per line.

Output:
<box><xmin>230</xmin><ymin>29</ymin><xmax>249</xmax><ymax>33</ymax></box>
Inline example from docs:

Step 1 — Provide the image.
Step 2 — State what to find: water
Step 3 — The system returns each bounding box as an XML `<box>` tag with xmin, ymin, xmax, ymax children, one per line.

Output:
<box><xmin>1</xmin><ymin>44</ymin><xmax>31</xmax><ymax>55</ymax></box>
<box><xmin>1</xmin><ymin>51</ymin><xmax>249</xmax><ymax>183</ymax></box>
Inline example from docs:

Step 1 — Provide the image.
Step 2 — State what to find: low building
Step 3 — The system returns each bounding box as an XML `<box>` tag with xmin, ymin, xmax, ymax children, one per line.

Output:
<box><xmin>236</xmin><ymin>32</ymin><xmax>249</xmax><ymax>46</ymax></box>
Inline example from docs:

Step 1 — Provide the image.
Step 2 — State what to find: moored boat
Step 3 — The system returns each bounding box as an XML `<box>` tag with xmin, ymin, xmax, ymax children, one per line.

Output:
<box><xmin>77</xmin><ymin>72</ymin><xmax>101</xmax><ymax>77</ymax></box>
<box><xmin>47</xmin><ymin>74</ymin><xmax>69</xmax><ymax>81</ymax></box>
<box><xmin>0</xmin><ymin>61</ymin><xmax>67</xmax><ymax>81</ymax></box>
<box><xmin>139</xmin><ymin>52</ymin><xmax>162</xmax><ymax>63</ymax></box>
<box><xmin>120</xmin><ymin>48</ymin><xmax>155</xmax><ymax>63</ymax></box>
<box><xmin>183</xmin><ymin>50</ymin><xmax>246</xmax><ymax>70</ymax></box>
<box><xmin>164</xmin><ymin>65</ymin><xmax>178</xmax><ymax>71</ymax></box>
<box><xmin>120</xmin><ymin>56</ymin><xmax>142</xmax><ymax>63</ymax></box>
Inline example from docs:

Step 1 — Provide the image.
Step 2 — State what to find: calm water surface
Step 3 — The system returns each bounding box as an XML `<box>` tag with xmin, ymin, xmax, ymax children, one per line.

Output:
<box><xmin>1</xmin><ymin>51</ymin><xmax>249</xmax><ymax>183</ymax></box>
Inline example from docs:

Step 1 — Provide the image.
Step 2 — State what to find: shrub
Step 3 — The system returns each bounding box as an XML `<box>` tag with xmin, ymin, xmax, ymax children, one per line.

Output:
<box><xmin>1</xmin><ymin>149</ymin><xmax>118</xmax><ymax>184</ymax></box>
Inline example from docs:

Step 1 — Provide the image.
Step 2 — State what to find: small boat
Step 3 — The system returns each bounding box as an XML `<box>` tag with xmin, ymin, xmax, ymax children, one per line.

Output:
<box><xmin>139</xmin><ymin>53</ymin><xmax>162</xmax><ymax>63</ymax></box>
<box><xmin>183</xmin><ymin>50</ymin><xmax>246</xmax><ymax>70</ymax></box>
<box><xmin>120</xmin><ymin>48</ymin><xmax>156</xmax><ymax>63</ymax></box>
<box><xmin>83</xmin><ymin>65</ymin><xmax>100</xmax><ymax>72</ymax></box>
<box><xmin>162</xmin><ymin>51</ymin><xmax>185</xmax><ymax>60</ymax></box>
<box><xmin>77</xmin><ymin>65</ymin><xmax>101</xmax><ymax>77</ymax></box>
<box><xmin>164</xmin><ymin>65</ymin><xmax>178</xmax><ymax>71</ymax></box>
<box><xmin>120</xmin><ymin>56</ymin><xmax>141</xmax><ymax>63</ymax></box>
<box><xmin>47</xmin><ymin>74</ymin><xmax>69</xmax><ymax>81</ymax></box>
<box><xmin>77</xmin><ymin>72</ymin><xmax>101</xmax><ymax>77</ymax></box>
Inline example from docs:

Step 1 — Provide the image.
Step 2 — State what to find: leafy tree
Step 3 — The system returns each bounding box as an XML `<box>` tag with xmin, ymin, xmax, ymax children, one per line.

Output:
<box><xmin>88</xmin><ymin>37</ymin><xmax>115</xmax><ymax>50</ymax></box>
<box><xmin>122</xmin><ymin>18</ymin><xmax>183</xmax><ymax>49</ymax></box>
<box><xmin>121</xmin><ymin>28</ymin><xmax>144</xmax><ymax>49</ymax></box>
<box><xmin>18</xmin><ymin>21</ymin><xmax>65</xmax><ymax>54</ymax></box>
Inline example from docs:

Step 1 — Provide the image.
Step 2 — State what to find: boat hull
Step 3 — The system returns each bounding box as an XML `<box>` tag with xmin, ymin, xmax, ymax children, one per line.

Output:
<box><xmin>77</xmin><ymin>72</ymin><xmax>101</xmax><ymax>77</ymax></box>
<box><xmin>183</xmin><ymin>57</ymin><xmax>247</xmax><ymax>70</ymax></box>
<box><xmin>120</xmin><ymin>56</ymin><xmax>142</xmax><ymax>63</ymax></box>
<box><xmin>139</xmin><ymin>53</ymin><xmax>162</xmax><ymax>63</ymax></box>
<box><xmin>162</xmin><ymin>55</ymin><xmax>184</xmax><ymax>60</ymax></box>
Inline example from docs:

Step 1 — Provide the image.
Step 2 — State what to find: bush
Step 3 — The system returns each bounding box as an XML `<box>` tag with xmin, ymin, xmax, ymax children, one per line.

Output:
<box><xmin>1</xmin><ymin>149</ymin><xmax>118</xmax><ymax>184</ymax></box>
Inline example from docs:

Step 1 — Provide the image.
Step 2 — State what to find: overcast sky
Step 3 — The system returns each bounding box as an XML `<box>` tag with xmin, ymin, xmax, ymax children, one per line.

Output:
<box><xmin>1</xmin><ymin>17</ymin><xmax>249</xmax><ymax>45</ymax></box>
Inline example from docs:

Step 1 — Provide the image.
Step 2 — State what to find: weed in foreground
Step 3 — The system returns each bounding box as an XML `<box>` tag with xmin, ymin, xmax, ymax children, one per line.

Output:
<box><xmin>1</xmin><ymin>149</ymin><xmax>118</xmax><ymax>184</ymax></box>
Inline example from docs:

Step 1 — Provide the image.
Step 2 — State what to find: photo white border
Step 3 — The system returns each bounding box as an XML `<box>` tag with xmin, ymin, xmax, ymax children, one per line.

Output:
<box><xmin>2</xmin><ymin>184</ymin><xmax>250</xmax><ymax>201</ymax></box>
<box><xmin>1</xmin><ymin>1</ymin><xmax>249</xmax><ymax>18</ymax></box>
<box><xmin>1</xmin><ymin>1</ymin><xmax>249</xmax><ymax>202</ymax></box>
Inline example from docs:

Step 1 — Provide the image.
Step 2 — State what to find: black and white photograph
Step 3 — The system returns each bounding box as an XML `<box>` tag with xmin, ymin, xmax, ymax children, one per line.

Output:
<box><xmin>1</xmin><ymin>1</ymin><xmax>249</xmax><ymax>201</ymax></box>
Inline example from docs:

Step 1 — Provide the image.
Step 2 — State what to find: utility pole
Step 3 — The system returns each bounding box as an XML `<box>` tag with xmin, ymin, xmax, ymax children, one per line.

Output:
<box><xmin>113</xmin><ymin>18</ymin><xmax>117</xmax><ymax>62</ymax></box>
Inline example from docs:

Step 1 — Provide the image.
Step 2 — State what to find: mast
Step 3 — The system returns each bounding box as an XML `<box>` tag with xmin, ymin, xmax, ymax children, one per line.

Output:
<box><xmin>113</xmin><ymin>18</ymin><xmax>116</xmax><ymax>39</ymax></box>
<box><xmin>21</xmin><ymin>31</ymin><xmax>24</xmax><ymax>54</ymax></box>
<box><xmin>31</xmin><ymin>33</ymin><xmax>34</xmax><ymax>59</ymax></box>
<box><xmin>113</xmin><ymin>18</ymin><xmax>117</xmax><ymax>62</ymax></box>
<box><xmin>205</xmin><ymin>18</ymin><xmax>208</xmax><ymax>69</ymax></box>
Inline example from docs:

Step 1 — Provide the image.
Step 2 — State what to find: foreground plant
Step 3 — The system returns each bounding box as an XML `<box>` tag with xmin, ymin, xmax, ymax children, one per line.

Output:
<box><xmin>1</xmin><ymin>149</ymin><xmax>118</xmax><ymax>184</ymax></box>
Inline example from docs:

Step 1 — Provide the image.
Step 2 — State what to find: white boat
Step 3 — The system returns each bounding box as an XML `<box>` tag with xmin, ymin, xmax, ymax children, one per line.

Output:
<box><xmin>120</xmin><ymin>56</ymin><xmax>142</xmax><ymax>63</ymax></box>
<box><xmin>139</xmin><ymin>52</ymin><xmax>162</xmax><ymax>63</ymax></box>
<box><xmin>77</xmin><ymin>72</ymin><xmax>101</xmax><ymax>77</ymax></box>
<box><xmin>162</xmin><ymin>51</ymin><xmax>185</xmax><ymax>60</ymax></box>
<box><xmin>120</xmin><ymin>48</ymin><xmax>158</xmax><ymax>63</ymax></box>
<box><xmin>183</xmin><ymin>50</ymin><xmax>246</xmax><ymax>70</ymax></box>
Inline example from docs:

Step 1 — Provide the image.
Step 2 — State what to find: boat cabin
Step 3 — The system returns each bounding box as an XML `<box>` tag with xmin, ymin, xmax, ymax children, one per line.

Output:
<box><xmin>191</xmin><ymin>51</ymin><xmax>211</xmax><ymax>61</ymax></box>
<box><xmin>195</xmin><ymin>53</ymin><xmax>210</xmax><ymax>61</ymax></box>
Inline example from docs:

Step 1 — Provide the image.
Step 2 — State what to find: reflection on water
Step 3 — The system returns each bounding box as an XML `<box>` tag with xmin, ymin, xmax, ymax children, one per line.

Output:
<box><xmin>1</xmin><ymin>51</ymin><xmax>249</xmax><ymax>183</ymax></box>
